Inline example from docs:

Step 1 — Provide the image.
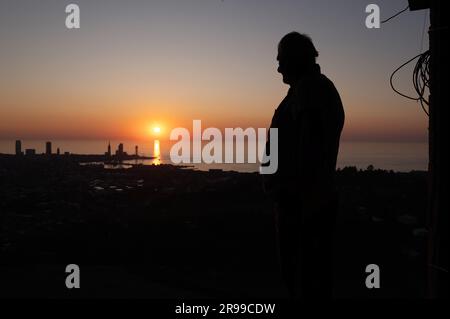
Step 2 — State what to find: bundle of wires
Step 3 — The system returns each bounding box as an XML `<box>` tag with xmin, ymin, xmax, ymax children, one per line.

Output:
<box><xmin>390</xmin><ymin>50</ymin><xmax>430</xmax><ymax>115</ymax></box>
<box><xmin>413</xmin><ymin>50</ymin><xmax>430</xmax><ymax>115</ymax></box>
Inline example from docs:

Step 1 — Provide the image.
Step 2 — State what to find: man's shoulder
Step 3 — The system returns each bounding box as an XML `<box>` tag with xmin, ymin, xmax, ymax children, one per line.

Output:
<box><xmin>290</xmin><ymin>73</ymin><xmax>343</xmax><ymax>122</ymax></box>
<box><xmin>305</xmin><ymin>73</ymin><xmax>342</xmax><ymax>106</ymax></box>
<box><xmin>291</xmin><ymin>74</ymin><xmax>330</xmax><ymax>105</ymax></box>
<box><xmin>311</xmin><ymin>73</ymin><xmax>338</xmax><ymax>94</ymax></box>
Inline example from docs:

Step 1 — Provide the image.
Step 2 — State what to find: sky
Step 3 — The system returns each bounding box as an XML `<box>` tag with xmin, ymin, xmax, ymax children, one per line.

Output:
<box><xmin>0</xmin><ymin>0</ymin><xmax>430</xmax><ymax>142</ymax></box>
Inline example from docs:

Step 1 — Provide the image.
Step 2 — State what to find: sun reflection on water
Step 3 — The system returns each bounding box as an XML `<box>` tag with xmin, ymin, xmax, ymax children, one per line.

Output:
<box><xmin>153</xmin><ymin>139</ymin><xmax>161</xmax><ymax>165</ymax></box>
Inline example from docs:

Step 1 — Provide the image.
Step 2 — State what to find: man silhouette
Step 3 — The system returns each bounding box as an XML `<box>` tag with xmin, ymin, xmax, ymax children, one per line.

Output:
<box><xmin>263</xmin><ymin>32</ymin><xmax>345</xmax><ymax>298</ymax></box>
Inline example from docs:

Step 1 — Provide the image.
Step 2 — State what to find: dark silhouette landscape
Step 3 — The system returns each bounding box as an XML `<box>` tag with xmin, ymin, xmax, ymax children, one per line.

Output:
<box><xmin>0</xmin><ymin>154</ymin><xmax>427</xmax><ymax>298</ymax></box>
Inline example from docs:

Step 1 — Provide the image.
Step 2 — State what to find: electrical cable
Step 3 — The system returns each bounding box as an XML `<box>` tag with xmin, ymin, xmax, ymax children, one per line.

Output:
<box><xmin>389</xmin><ymin>53</ymin><xmax>422</xmax><ymax>101</ymax></box>
<box><xmin>381</xmin><ymin>5</ymin><xmax>409</xmax><ymax>24</ymax></box>
<box><xmin>389</xmin><ymin>51</ymin><xmax>430</xmax><ymax>116</ymax></box>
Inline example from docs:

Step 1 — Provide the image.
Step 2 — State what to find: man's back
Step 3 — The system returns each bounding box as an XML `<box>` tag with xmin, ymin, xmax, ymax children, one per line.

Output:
<box><xmin>267</xmin><ymin>64</ymin><xmax>344</xmax><ymax>208</ymax></box>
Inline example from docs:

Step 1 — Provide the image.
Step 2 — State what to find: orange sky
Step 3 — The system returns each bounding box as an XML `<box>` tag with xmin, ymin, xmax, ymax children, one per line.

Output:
<box><xmin>0</xmin><ymin>0</ymin><xmax>429</xmax><ymax>143</ymax></box>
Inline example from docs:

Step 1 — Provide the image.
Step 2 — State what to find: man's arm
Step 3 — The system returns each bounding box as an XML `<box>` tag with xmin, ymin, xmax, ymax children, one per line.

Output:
<box><xmin>295</xmin><ymin>97</ymin><xmax>327</xmax><ymax>215</ymax></box>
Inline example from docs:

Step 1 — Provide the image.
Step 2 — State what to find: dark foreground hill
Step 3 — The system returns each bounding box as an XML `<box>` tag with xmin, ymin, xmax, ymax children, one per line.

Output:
<box><xmin>0</xmin><ymin>156</ymin><xmax>428</xmax><ymax>298</ymax></box>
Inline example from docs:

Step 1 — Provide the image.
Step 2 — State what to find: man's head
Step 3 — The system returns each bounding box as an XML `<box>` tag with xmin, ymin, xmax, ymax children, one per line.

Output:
<box><xmin>277</xmin><ymin>32</ymin><xmax>319</xmax><ymax>85</ymax></box>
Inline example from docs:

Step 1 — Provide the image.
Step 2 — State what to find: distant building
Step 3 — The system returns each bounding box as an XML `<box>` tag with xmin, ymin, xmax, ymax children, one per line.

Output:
<box><xmin>25</xmin><ymin>149</ymin><xmax>36</xmax><ymax>156</ymax></box>
<box><xmin>135</xmin><ymin>145</ymin><xmax>138</xmax><ymax>156</ymax></box>
<box><xmin>57</xmin><ymin>148</ymin><xmax>60</xmax><ymax>155</ymax></box>
<box><xmin>115</xmin><ymin>143</ymin><xmax>124</xmax><ymax>158</ymax></box>
<box><xmin>46</xmin><ymin>141</ymin><xmax>52</xmax><ymax>155</ymax></box>
<box><xmin>15</xmin><ymin>140</ymin><xmax>22</xmax><ymax>156</ymax></box>
<box><xmin>107</xmin><ymin>141</ymin><xmax>111</xmax><ymax>157</ymax></box>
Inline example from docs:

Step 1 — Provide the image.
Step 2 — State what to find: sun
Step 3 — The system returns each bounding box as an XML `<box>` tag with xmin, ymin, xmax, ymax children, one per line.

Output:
<box><xmin>146</xmin><ymin>122</ymin><xmax>165</xmax><ymax>137</ymax></box>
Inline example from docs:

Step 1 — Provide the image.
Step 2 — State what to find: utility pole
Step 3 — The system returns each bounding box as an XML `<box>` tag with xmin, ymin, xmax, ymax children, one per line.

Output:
<box><xmin>410</xmin><ymin>0</ymin><xmax>449</xmax><ymax>298</ymax></box>
<box><xmin>427</xmin><ymin>0</ymin><xmax>448</xmax><ymax>299</ymax></box>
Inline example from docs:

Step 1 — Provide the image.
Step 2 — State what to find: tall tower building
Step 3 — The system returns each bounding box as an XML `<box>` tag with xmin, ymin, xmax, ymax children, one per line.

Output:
<box><xmin>15</xmin><ymin>140</ymin><xmax>22</xmax><ymax>156</ymax></box>
<box><xmin>116</xmin><ymin>143</ymin><xmax>124</xmax><ymax>157</ymax></box>
<box><xmin>107</xmin><ymin>142</ymin><xmax>111</xmax><ymax>157</ymax></box>
<box><xmin>46</xmin><ymin>141</ymin><xmax>52</xmax><ymax>155</ymax></box>
<box><xmin>135</xmin><ymin>145</ymin><xmax>138</xmax><ymax>156</ymax></box>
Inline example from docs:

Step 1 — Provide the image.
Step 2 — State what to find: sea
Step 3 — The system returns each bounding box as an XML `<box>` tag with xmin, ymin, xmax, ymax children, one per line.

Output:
<box><xmin>0</xmin><ymin>139</ymin><xmax>428</xmax><ymax>173</ymax></box>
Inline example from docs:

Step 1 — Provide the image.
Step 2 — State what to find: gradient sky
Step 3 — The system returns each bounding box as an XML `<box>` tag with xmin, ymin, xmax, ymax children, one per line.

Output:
<box><xmin>0</xmin><ymin>0</ymin><xmax>429</xmax><ymax>142</ymax></box>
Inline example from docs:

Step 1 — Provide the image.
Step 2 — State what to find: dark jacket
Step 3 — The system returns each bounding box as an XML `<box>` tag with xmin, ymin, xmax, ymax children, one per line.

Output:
<box><xmin>263</xmin><ymin>64</ymin><xmax>345</xmax><ymax>214</ymax></box>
